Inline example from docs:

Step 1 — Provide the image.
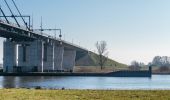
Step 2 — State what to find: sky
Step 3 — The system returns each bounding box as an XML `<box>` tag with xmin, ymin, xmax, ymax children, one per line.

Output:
<box><xmin>0</xmin><ymin>0</ymin><xmax>170</xmax><ymax>65</ymax></box>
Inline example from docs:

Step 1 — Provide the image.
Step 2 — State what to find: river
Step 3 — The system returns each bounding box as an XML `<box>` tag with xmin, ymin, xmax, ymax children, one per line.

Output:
<box><xmin>0</xmin><ymin>75</ymin><xmax>170</xmax><ymax>90</ymax></box>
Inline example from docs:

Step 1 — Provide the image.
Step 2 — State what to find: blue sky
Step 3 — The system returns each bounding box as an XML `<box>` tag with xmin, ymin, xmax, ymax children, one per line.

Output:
<box><xmin>0</xmin><ymin>0</ymin><xmax>170</xmax><ymax>64</ymax></box>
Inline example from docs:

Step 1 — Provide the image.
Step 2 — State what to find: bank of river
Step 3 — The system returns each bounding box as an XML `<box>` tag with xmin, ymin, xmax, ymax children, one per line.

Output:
<box><xmin>0</xmin><ymin>89</ymin><xmax>169</xmax><ymax>100</ymax></box>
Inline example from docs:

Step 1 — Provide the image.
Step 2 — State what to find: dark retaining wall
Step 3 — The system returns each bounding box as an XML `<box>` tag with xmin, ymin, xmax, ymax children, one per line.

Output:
<box><xmin>0</xmin><ymin>70</ymin><xmax>151</xmax><ymax>77</ymax></box>
<box><xmin>0</xmin><ymin>67</ymin><xmax>152</xmax><ymax>77</ymax></box>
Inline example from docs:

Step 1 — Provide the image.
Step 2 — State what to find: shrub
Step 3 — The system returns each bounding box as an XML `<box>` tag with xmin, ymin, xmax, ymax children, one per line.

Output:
<box><xmin>128</xmin><ymin>65</ymin><xmax>141</xmax><ymax>71</ymax></box>
<box><xmin>159</xmin><ymin>66</ymin><xmax>169</xmax><ymax>72</ymax></box>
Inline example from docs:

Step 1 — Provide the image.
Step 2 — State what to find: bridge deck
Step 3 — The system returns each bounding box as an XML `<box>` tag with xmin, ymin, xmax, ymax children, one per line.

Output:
<box><xmin>0</xmin><ymin>20</ymin><xmax>88</xmax><ymax>52</ymax></box>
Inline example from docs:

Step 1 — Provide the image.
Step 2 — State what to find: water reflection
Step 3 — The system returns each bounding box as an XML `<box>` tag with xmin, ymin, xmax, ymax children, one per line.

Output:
<box><xmin>1</xmin><ymin>77</ymin><xmax>17</xmax><ymax>88</ymax></box>
<box><xmin>0</xmin><ymin>75</ymin><xmax>169</xmax><ymax>89</ymax></box>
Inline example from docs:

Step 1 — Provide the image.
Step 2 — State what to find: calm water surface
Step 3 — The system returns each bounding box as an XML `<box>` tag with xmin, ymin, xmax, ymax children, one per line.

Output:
<box><xmin>0</xmin><ymin>75</ymin><xmax>170</xmax><ymax>90</ymax></box>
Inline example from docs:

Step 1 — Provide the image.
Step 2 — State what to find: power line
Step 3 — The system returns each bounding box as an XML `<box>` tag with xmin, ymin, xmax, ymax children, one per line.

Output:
<box><xmin>34</xmin><ymin>28</ymin><xmax>62</xmax><ymax>39</ymax></box>
<box><xmin>4</xmin><ymin>0</ymin><xmax>20</xmax><ymax>27</ymax></box>
<box><xmin>0</xmin><ymin>6</ymin><xmax>9</xmax><ymax>24</ymax></box>
<box><xmin>11</xmin><ymin>0</ymin><xmax>30</xmax><ymax>30</ymax></box>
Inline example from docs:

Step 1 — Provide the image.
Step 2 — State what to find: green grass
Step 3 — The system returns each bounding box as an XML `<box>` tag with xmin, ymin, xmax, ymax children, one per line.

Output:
<box><xmin>0</xmin><ymin>89</ymin><xmax>170</xmax><ymax>100</ymax></box>
<box><xmin>75</xmin><ymin>52</ymin><xmax>128</xmax><ymax>73</ymax></box>
<box><xmin>76</xmin><ymin>51</ymin><xmax>127</xmax><ymax>69</ymax></box>
<box><xmin>90</xmin><ymin>52</ymin><xmax>127</xmax><ymax>68</ymax></box>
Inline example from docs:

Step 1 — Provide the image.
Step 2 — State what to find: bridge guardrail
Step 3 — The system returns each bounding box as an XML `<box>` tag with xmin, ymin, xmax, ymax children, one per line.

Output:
<box><xmin>0</xmin><ymin>19</ymin><xmax>28</xmax><ymax>31</ymax></box>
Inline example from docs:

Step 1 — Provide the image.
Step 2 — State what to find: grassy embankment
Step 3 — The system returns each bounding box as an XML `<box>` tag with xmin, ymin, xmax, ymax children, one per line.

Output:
<box><xmin>0</xmin><ymin>89</ymin><xmax>170</xmax><ymax>100</ymax></box>
<box><xmin>75</xmin><ymin>52</ymin><xmax>128</xmax><ymax>73</ymax></box>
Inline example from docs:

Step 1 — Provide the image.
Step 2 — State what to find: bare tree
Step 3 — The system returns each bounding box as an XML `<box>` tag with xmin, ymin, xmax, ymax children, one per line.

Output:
<box><xmin>95</xmin><ymin>41</ymin><xmax>108</xmax><ymax>70</ymax></box>
<box><xmin>129</xmin><ymin>60</ymin><xmax>141</xmax><ymax>71</ymax></box>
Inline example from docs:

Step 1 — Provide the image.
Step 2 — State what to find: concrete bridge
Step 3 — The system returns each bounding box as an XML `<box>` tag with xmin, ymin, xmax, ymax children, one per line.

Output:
<box><xmin>0</xmin><ymin>20</ymin><xmax>89</xmax><ymax>73</ymax></box>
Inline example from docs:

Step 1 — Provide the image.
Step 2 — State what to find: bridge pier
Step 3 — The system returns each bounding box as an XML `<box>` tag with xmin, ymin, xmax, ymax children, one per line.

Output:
<box><xmin>18</xmin><ymin>44</ymin><xmax>29</xmax><ymax>72</ymax></box>
<box><xmin>54</xmin><ymin>46</ymin><xmax>64</xmax><ymax>71</ymax></box>
<box><xmin>17</xmin><ymin>40</ymin><xmax>43</xmax><ymax>72</ymax></box>
<box><xmin>43</xmin><ymin>43</ymin><xmax>54</xmax><ymax>72</ymax></box>
<box><xmin>3</xmin><ymin>39</ymin><xmax>17</xmax><ymax>72</ymax></box>
<box><xmin>62</xmin><ymin>49</ymin><xmax>76</xmax><ymax>72</ymax></box>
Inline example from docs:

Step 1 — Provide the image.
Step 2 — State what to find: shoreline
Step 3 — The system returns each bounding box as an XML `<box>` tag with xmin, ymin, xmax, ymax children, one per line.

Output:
<box><xmin>152</xmin><ymin>73</ymin><xmax>170</xmax><ymax>75</ymax></box>
<box><xmin>0</xmin><ymin>89</ymin><xmax>170</xmax><ymax>100</ymax></box>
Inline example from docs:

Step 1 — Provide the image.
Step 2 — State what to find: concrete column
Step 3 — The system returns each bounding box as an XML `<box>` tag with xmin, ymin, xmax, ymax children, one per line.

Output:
<box><xmin>3</xmin><ymin>39</ymin><xmax>17</xmax><ymax>72</ymax></box>
<box><xmin>18</xmin><ymin>45</ymin><xmax>29</xmax><ymax>72</ymax></box>
<box><xmin>52</xmin><ymin>44</ymin><xmax>55</xmax><ymax>70</ymax></box>
<box><xmin>54</xmin><ymin>46</ymin><xmax>64</xmax><ymax>71</ymax></box>
<box><xmin>18</xmin><ymin>40</ymin><xmax>43</xmax><ymax>72</ymax></box>
<box><xmin>62</xmin><ymin>49</ymin><xmax>76</xmax><ymax>72</ymax></box>
<box><xmin>30</xmin><ymin>40</ymin><xmax>44</xmax><ymax>72</ymax></box>
<box><xmin>43</xmin><ymin>44</ymin><xmax>54</xmax><ymax>71</ymax></box>
<box><xmin>29</xmin><ymin>40</ymin><xmax>41</xmax><ymax>71</ymax></box>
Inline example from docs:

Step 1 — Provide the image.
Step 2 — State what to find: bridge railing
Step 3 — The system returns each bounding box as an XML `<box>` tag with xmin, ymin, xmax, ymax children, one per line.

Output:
<box><xmin>0</xmin><ymin>19</ymin><xmax>28</xmax><ymax>31</ymax></box>
<box><xmin>32</xmin><ymin>29</ymin><xmax>87</xmax><ymax>50</ymax></box>
<box><xmin>61</xmin><ymin>39</ymin><xmax>88</xmax><ymax>51</ymax></box>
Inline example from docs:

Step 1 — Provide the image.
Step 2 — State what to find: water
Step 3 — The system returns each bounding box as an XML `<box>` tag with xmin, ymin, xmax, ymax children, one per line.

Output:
<box><xmin>0</xmin><ymin>75</ymin><xmax>170</xmax><ymax>90</ymax></box>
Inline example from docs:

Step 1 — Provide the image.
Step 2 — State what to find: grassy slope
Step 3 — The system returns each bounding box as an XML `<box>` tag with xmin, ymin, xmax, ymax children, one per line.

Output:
<box><xmin>0</xmin><ymin>89</ymin><xmax>170</xmax><ymax>100</ymax></box>
<box><xmin>76</xmin><ymin>52</ymin><xmax>127</xmax><ymax>68</ymax></box>
<box><xmin>75</xmin><ymin>52</ymin><xmax>128</xmax><ymax>72</ymax></box>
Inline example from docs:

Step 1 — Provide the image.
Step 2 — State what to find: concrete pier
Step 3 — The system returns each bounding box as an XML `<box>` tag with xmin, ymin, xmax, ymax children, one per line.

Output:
<box><xmin>62</xmin><ymin>49</ymin><xmax>76</xmax><ymax>72</ymax></box>
<box><xmin>3</xmin><ymin>40</ymin><xmax>17</xmax><ymax>72</ymax></box>
<box><xmin>54</xmin><ymin>46</ymin><xmax>64</xmax><ymax>71</ymax></box>
<box><xmin>43</xmin><ymin>43</ymin><xmax>54</xmax><ymax>71</ymax></box>
<box><xmin>18</xmin><ymin>40</ymin><xmax>43</xmax><ymax>72</ymax></box>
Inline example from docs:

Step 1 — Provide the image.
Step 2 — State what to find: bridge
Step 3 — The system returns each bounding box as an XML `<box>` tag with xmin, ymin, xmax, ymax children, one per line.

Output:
<box><xmin>0</xmin><ymin>20</ymin><xmax>89</xmax><ymax>73</ymax></box>
<box><xmin>0</xmin><ymin>0</ymin><xmax>89</xmax><ymax>73</ymax></box>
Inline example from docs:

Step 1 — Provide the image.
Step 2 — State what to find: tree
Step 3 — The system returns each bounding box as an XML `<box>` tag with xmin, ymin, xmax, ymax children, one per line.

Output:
<box><xmin>95</xmin><ymin>41</ymin><xmax>108</xmax><ymax>70</ymax></box>
<box><xmin>152</xmin><ymin>56</ymin><xmax>170</xmax><ymax>66</ymax></box>
<box><xmin>129</xmin><ymin>61</ymin><xmax>141</xmax><ymax>71</ymax></box>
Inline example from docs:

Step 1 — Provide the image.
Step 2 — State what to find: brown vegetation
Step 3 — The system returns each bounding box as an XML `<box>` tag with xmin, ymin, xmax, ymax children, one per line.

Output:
<box><xmin>152</xmin><ymin>66</ymin><xmax>170</xmax><ymax>74</ymax></box>
<box><xmin>128</xmin><ymin>65</ymin><xmax>141</xmax><ymax>71</ymax></box>
<box><xmin>74</xmin><ymin>66</ymin><xmax>129</xmax><ymax>73</ymax></box>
